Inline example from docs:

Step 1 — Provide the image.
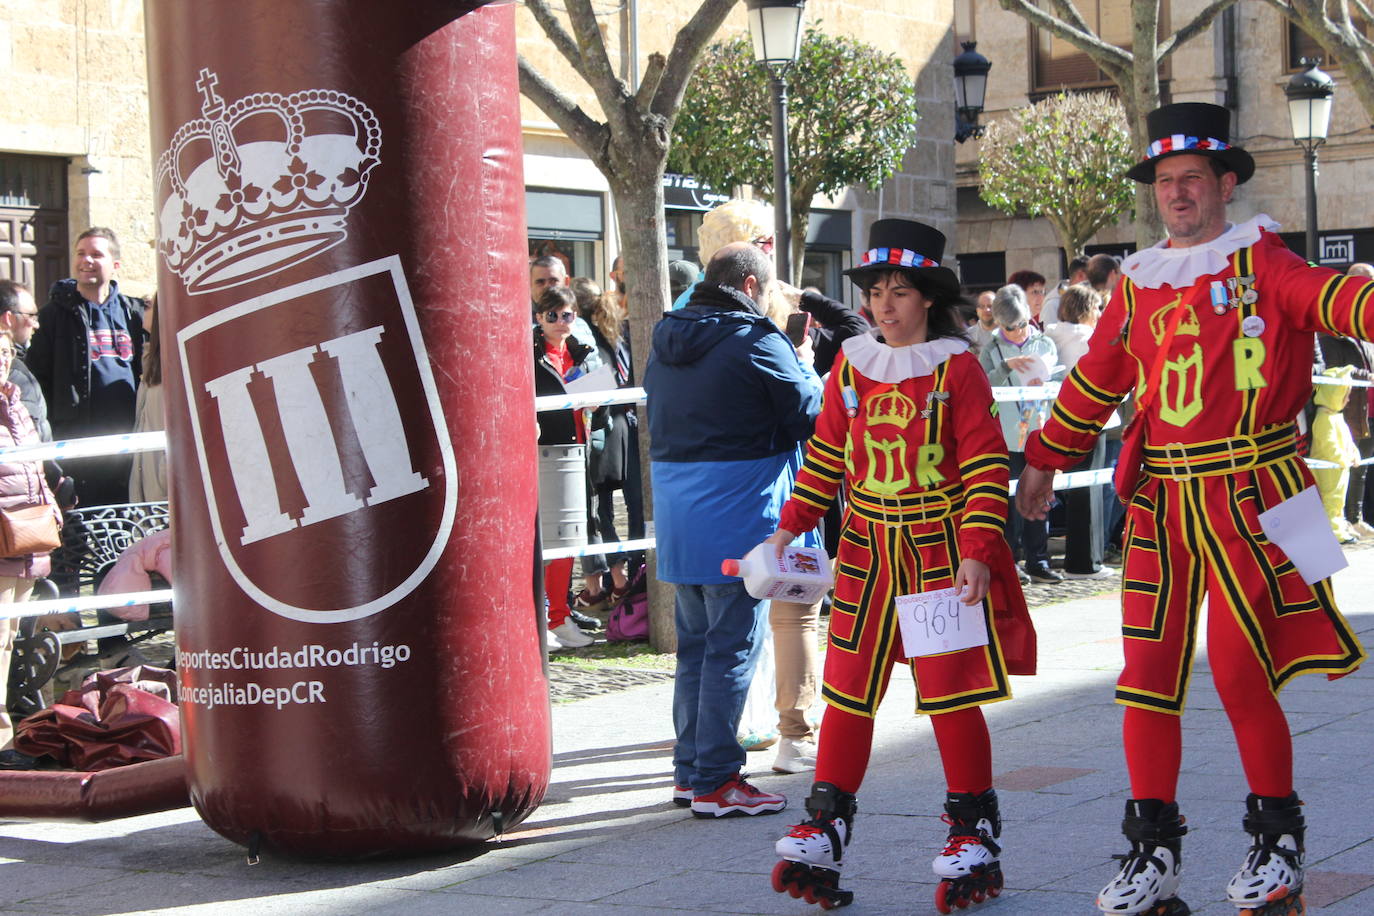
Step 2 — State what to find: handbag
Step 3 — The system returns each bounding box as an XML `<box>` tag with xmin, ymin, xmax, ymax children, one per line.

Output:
<box><xmin>0</xmin><ymin>501</ymin><xmax>62</xmax><ymax>558</ymax></box>
<box><xmin>1112</xmin><ymin>274</ymin><xmax>1214</xmax><ymax>503</ymax></box>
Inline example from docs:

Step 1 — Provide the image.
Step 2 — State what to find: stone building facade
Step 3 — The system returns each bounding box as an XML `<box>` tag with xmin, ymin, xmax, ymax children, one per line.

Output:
<box><xmin>955</xmin><ymin>0</ymin><xmax>1374</xmax><ymax>288</ymax></box>
<box><xmin>0</xmin><ymin>2</ymin><xmax>961</xmax><ymax>304</ymax></box>
<box><xmin>0</xmin><ymin>1</ymin><xmax>154</xmax><ymax>297</ymax></box>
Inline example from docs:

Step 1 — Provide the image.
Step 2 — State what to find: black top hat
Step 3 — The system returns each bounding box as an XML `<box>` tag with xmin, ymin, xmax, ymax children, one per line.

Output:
<box><xmin>1124</xmin><ymin>102</ymin><xmax>1255</xmax><ymax>185</ymax></box>
<box><xmin>842</xmin><ymin>218</ymin><xmax>961</xmax><ymax>301</ymax></box>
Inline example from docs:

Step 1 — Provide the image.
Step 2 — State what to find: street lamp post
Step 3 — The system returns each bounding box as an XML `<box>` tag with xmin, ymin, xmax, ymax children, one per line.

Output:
<box><xmin>1284</xmin><ymin>58</ymin><xmax>1335</xmax><ymax>262</ymax></box>
<box><xmin>745</xmin><ymin>0</ymin><xmax>806</xmax><ymax>283</ymax></box>
<box><xmin>953</xmin><ymin>41</ymin><xmax>992</xmax><ymax>143</ymax></box>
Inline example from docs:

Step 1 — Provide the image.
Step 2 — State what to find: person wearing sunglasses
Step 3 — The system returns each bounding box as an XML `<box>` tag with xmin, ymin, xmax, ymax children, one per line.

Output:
<box><xmin>533</xmin><ymin>287</ymin><xmax>604</xmax><ymax>651</ymax></box>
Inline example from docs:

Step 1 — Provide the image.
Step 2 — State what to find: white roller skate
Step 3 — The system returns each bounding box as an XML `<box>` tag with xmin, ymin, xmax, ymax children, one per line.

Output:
<box><xmin>772</xmin><ymin>782</ymin><xmax>856</xmax><ymax>910</ymax></box>
<box><xmin>1098</xmin><ymin>799</ymin><xmax>1191</xmax><ymax>915</ymax></box>
<box><xmin>933</xmin><ymin>789</ymin><xmax>1004</xmax><ymax>914</ymax></box>
<box><xmin>1226</xmin><ymin>793</ymin><xmax>1305</xmax><ymax>915</ymax></box>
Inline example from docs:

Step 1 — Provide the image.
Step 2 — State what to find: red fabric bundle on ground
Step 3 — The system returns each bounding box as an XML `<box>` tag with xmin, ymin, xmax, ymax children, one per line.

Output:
<box><xmin>15</xmin><ymin>666</ymin><xmax>179</xmax><ymax>770</ymax></box>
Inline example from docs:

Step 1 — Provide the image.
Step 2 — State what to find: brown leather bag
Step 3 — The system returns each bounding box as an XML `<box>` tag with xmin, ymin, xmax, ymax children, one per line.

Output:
<box><xmin>0</xmin><ymin>502</ymin><xmax>62</xmax><ymax>558</ymax></box>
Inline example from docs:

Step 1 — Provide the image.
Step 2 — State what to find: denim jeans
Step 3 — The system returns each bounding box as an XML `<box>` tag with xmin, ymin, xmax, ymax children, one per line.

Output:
<box><xmin>671</xmin><ymin>581</ymin><xmax>768</xmax><ymax>795</ymax></box>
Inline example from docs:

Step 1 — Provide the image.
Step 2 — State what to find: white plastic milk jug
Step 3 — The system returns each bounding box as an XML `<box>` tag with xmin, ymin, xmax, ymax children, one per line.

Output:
<box><xmin>722</xmin><ymin>543</ymin><xmax>833</xmax><ymax>603</ymax></box>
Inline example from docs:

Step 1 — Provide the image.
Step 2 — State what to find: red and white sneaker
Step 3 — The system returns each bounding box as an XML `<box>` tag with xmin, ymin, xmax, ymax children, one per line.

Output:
<box><xmin>691</xmin><ymin>773</ymin><xmax>786</xmax><ymax>818</ymax></box>
<box><xmin>672</xmin><ymin>785</ymin><xmax>693</xmax><ymax>808</ymax></box>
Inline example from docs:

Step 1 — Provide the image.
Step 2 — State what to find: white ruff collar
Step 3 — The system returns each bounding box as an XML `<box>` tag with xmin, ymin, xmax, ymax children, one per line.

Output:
<box><xmin>841</xmin><ymin>331</ymin><xmax>969</xmax><ymax>383</ymax></box>
<box><xmin>1121</xmin><ymin>214</ymin><xmax>1280</xmax><ymax>289</ymax></box>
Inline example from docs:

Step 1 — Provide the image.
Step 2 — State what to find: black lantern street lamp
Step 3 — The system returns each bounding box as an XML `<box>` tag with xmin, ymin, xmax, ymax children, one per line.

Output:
<box><xmin>953</xmin><ymin>41</ymin><xmax>992</xmax><ymax>143</ymax></box>
<box><xmin>1284</xmin><ymin>58</ymin><xmax>1335</xmax><ymax>261</ymax></box>
<box><xmin>746</xmin><ymin>0</ymin><xmax>806</xmax><ymax>283</ymax></box>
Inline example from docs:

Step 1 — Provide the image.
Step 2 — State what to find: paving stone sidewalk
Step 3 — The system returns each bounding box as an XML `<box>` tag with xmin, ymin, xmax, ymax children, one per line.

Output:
<box><xmin>4</xmin><ymin>544</ymin><xmax>1374</xmax><ymax>914</ymax></box>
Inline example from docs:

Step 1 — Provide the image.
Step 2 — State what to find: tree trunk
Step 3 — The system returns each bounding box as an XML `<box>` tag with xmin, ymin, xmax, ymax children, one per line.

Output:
<box><xmin>610</xmin><ymin>169</ymin><xmax>677</xmax><ymax>653</ymax></box>
<box><xmin>788</xmin><ymin>203</ymin><xmax>810</xmax><ymax>287</ymax></box>
<box><xmin>1129</xmin><ymin>5</ymin><xmax>1164</xmax><ymax>247</ymax></box>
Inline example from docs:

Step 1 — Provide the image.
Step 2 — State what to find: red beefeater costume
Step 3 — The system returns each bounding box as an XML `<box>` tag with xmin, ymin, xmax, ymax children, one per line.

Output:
<box><xmin>780</xmin><ymin>334</ymin><xmax>1036</xmax><ymax>717</ymax></box>
<box><xmin>1027</xmin><ymin>218</ymin><xmax>1370</xmax><ymax>713</ymax></box>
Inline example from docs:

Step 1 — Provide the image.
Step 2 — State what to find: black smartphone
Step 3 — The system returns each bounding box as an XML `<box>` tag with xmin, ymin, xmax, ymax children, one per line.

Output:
<box><xmin>785</xmin><ymin>312</ymin><xmax>812</xmax><ymax>346</ymax></box>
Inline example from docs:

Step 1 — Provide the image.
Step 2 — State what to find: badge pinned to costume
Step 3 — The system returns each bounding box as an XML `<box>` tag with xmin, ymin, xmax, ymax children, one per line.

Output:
<box><xmin>1210</xmin><ymin>280</ymin><xmax>1229</xmax><ymax>315</ymax></box>
<box><xmin>895</xmin><ymin>586</ymin><xmax>989</xmax><ymax>659</ymax></box>
<box><xmin>842</xmin><ymin>385</ymin><xmax>859</xmax><ymax>418</ymax></box>
<box><xmin>1241</xmin><ymin>315</ymin><xmax>1265</xmax><ymax>338</ymax></box>
<box><xmin>1258</xmin><ymin>486</ymin><xmax>1348</xmax><ymax>584</ymax></box>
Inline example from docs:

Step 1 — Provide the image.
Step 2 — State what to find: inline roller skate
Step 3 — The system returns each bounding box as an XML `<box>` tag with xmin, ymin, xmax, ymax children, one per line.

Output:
<box><xmin>772</xmin><ymin>782</ymin><xmax>857</xmax><ymax>909</ymax></box>
<box><xmin>1097</xmin><ymin>798</ymin><xmax>1190</xmax><ymax>915</ymax></box>
<box><xmin>1226</xmin><ymin>793</ymin><xmax>1305</xmax><ymax>915</ymax></box>
<box><xmin>933</xmin><ymin>789</ymin><xmax>1004</xmax><ymax>913</ymax></box>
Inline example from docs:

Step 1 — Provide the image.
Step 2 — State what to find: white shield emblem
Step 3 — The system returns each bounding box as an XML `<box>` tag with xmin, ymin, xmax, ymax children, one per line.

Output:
<box><xmin>178</xmin><ymin>255</ymin><xmax>457</xmax><ymax>622</ymax></box>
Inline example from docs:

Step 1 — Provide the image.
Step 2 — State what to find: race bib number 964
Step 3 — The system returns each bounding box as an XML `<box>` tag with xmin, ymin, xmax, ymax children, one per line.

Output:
<box><xmin>895</xmin><ymin>587</ymin><xmax>989</xmax><ymax>659</ymax></box>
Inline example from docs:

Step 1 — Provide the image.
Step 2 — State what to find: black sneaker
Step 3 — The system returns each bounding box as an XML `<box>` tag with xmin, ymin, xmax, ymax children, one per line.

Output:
<box><xmin>0</xmin><ymin>749</ymin><xmax>43</xmax><ymax>770</ymax></box>
<box><xmin>569</xmin><ymin>609</ymin><xmax>604</xmax><ymax>631</ymax></box>
<box><xmin>1025</xmin><ymin>564</ymin><xmax>1064</xmax><ymax>583</ymax></box>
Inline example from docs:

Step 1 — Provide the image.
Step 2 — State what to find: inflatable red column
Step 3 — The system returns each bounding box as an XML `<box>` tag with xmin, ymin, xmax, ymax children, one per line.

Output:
<box><xmin>144</xmin><ymin>1</ymin><xmax>549</xmax><ymax>858</ymax></box>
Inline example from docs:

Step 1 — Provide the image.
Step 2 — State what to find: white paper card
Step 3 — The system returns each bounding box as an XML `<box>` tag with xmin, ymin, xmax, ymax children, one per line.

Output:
<box><xmin>563</xmin><ymin>364</ymin><xmax>616</xmax><ymax>394</ymax></box>
<box><xmin>1258</xmin><ymin>485</ymin><xmax>1348</xmax><ymax>585</ymax></box>
<box><xmin>895</xmin><ymin>587</ymin><xmax>989</xmax><ymax>659</ymax></box>
<box><xmin>1011</xmin><ymin>354</ymin><xmax>1056</xmax><ymax>386</ymax></box>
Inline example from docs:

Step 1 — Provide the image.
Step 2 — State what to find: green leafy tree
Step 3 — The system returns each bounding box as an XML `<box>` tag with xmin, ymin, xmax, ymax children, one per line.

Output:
<box><xmin>995</xmin><ymin>0</ymin><xmax>1239</xmax><ymax>244</ymax></box>
<box><xmin>979</xmin><ymin>92</ymin><xmax>1135</xmax><ymax>258</ymax></box>
<box><xmin>669</xmin><ymin>26</ymin><xmax>920</xmax><ymax>282</ymax></box>
<box><xmin>519</xmin><ymin>0</ymin><xmax>738</xmax><ymax>652</ymax></box>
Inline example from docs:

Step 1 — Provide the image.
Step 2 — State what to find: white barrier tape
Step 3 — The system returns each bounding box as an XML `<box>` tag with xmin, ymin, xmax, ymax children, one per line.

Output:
<box><xmin>991</xmin><ymin>383</ymin><xmax>1063</xmax><ymax>403</ymax></box>
<box><xmin>534</xmin><ymin>387</ymin><xmax>646</xmax><ymax>413</ymax></box>
<box><xmin>0</xmin><ymin>589</ymin><xmax>173</xmax><ymax>621</ymax></box>
<box><xmin>540</xmin><ymin>537</ymin><xmax>656</xmax><ymax>561</ymax></box>
<box><xmin>1312</xmin><ymin>375</ymin><xmax>1374</xmax><ymax>387</ymax></box>
<box><xmin>0</xmin><ymin>430</ymin><xmax>168</xmax><ymax>465</ymax></box>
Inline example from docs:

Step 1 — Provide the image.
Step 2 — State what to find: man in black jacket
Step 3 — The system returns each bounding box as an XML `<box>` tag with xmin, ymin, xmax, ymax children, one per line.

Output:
<box><xmin>27</xmin><ymin>228</ymin><xmax>145</xmax><ymax>508</ymax></box>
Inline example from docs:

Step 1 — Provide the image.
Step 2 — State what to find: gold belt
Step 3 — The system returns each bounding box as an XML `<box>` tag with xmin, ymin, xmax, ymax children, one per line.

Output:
<box><xmin>1142</xmin><ymin>424</ymin><xmax>1297</xmax><ymax>478</ymax></box>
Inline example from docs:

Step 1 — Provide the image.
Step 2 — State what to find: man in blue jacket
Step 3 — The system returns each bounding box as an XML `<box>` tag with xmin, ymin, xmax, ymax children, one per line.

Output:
<box><xmin>646</xmin><ymin>241</ymin><xmax>822</xmax><ymax>818</ymax></box>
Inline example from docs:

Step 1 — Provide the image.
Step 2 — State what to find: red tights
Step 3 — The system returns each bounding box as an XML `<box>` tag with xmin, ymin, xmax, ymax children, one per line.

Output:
<box><xmin>1125</xmin><ymin>605</ymin><xmax>1293</xmax><ymax>801</ymax></box>
<box><xmin>544</xmin><ymin>558</ymin><xmax>575</xmax><ymax>628</ymax></box>
<box><xmin>814</xmin><ymin>703</ymin><xmax>992</xmax><ymax>795</ymax></box>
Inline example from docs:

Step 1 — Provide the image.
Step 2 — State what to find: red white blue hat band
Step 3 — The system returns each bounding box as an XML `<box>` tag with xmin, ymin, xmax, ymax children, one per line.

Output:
<box><xmin>1143</xmin><ymin>134</ymin><xmax>1232</xmax><ymax>161</ymax></box>
<box><xmin>860</xmin><ymin>247</ymin><xmax>940</xmax><ymax>269</ymax></box>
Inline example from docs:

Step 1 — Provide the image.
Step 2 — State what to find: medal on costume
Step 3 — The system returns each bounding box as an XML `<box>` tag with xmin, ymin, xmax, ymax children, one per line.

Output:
<box><xmin>1210</xmin><ymin>280</ymin><xmax>1229</xmax><ymax>315</ymax></box>
<box><xmin>842</xmin><ymin>385</ymin><xmax>859</xmax><ymax>418</ymax></box>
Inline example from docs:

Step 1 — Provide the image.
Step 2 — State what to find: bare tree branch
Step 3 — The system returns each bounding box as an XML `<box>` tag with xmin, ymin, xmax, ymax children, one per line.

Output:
<box><xmin>523</xmin><ymin>0</ymin><xmax>592</xmax><ymax>84</ymax></box>
<box><xmin>517</xmin><ymin>55</ymin><xmax>609</xmax><ymax>157</ymax></box>
<box><xmin>634</xmin><ymin>52</ymin><xmax>667</xmax><ymax>112</ymax></box>
<box><xmin>1259</xmin><ymin>0</ymin><xmax>1374</xmax><ymax>126</ymax></box>
<box><xmin>650</xmin><ymin>0</ymin><xmax>741</xmax><ymax>120</ymax></box>
<box><xmin>560</xmin><ymin>0</ymin><xmax>631</xmax><ymax>132</ymax></box>
<box><xmin>995</xmin><ymin>0</ymin><xmax>1133</xmax><ymax>71</ymax></box>
<box><xmin>1045</xmin><ymin>0</ymin><xmax>1093</xmax><ymax>37</ymax></box>
<box><xmin>1156</xmin><ymin>0</ymin><xmax>1241</xmax><ymax>61</ymax></box>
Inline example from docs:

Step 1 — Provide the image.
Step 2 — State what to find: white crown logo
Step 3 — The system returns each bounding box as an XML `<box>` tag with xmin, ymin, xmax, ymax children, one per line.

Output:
<box><xmin>156</xmin><ymin>69</ymin><xmax>382</xmax><ymax>295</ymax></box>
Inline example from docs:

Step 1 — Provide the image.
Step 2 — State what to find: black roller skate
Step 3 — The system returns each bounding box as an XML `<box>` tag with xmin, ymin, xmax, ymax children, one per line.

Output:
<box><xmin>933</xmin><ymin>789</ymin><xmax>1004</xmax><ymax>913</ymax></box>
<box><xmin>1098</xmin><ymin>798</ymin><xmax>1190</xmax><ymax>915</ymax></box>
<box><xmin>772</xmin><ymin>782</ymin><xmax>857</xmax><ymax>910</ymax></box>
<box><xmin>1226</xmin><ymin>793</ymin><xmax>1305</xmax><ymax>915</ymax></box>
